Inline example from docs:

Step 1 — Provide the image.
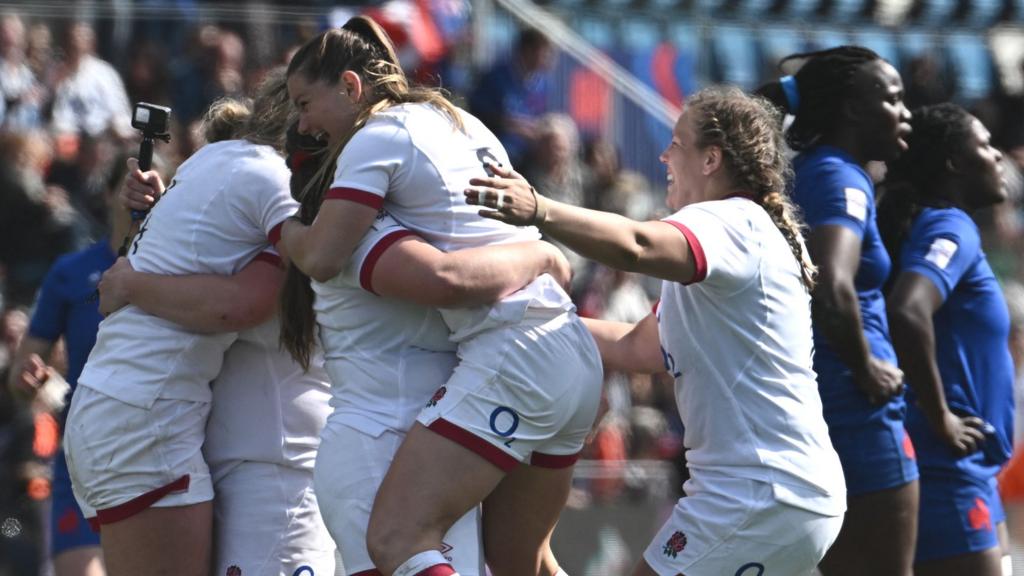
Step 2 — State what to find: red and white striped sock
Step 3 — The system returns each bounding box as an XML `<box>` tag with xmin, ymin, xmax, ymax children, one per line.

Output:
<box><xmin>392</xmin><ymin>550</ymin><xmax>458</xmax><ymax>576</ymax></box>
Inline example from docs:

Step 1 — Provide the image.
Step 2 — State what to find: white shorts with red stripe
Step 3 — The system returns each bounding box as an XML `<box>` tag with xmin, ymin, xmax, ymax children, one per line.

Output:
<box><xmin>643</xmin><ymin>471</ymin><xmax>843</xmax><ymax>576</ymax></box>
<box><xmin>314</xmin><ymin>419</ymin><xmax>484</xmax><ymax>576</ymax></box>
<box><xmin>416</xmin><ymin>311</ymin><xmax>603</xmax><ymax>472</ymax></box>
<box><xmin>63</xmin><ymin>386</ymin><xmax>214</xmax><ymax>526</ymax></box>
<box><xmin>211</xmin><ymin>461</ymin><xmax>336</xmax><ymax>576</ymax></box>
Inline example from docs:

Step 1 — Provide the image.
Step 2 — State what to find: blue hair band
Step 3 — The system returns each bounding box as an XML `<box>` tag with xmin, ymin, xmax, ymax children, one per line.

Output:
<box><xmin>780</xmin><ymin>75</ymin><xmax>799</xmax><ymax>114</ymax></box>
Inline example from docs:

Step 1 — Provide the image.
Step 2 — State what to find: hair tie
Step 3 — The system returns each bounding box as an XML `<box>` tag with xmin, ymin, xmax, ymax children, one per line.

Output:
<box><xmin>780</xmin><ymin>75</ymin><xmax>800</xmax><ymax>114</ymax></box>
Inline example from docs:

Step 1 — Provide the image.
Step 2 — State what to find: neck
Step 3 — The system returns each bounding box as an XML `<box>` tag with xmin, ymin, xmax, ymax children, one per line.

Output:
<box><xmin>819</xmin><ymin>133</ymin><xmax>868</xmax><ymax>167</ymax></box>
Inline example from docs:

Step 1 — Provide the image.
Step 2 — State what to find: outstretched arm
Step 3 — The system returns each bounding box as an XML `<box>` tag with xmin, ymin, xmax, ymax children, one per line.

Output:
<box><xmin>465</xmin><ymin>165</ymin><xmax>694</xmax><ymax>283</ymax></box>
<box><xmin>370</xmin><ymin>238</ymin><xmax>571</xmax><ymax>308</ymax></box>
<box><xmin>582</xmin><ymin>314</ymin><xmax>665</xmax><ymax>374</ymax></box>
<box><xmin>888</xmin><ymin>271</ymin><xmax>985</xmax><ymax>456</ymax></box>
<box><xmin>99</xmin><ymin>256</ymin><xmax>283</xmax><ymax>333</ymax></box>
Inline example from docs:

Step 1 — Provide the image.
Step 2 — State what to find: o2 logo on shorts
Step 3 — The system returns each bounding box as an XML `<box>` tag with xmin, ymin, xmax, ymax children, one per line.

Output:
<box><xmin>292</xmin><ymin>566</ymin><xmax>315</xmax><ymax>576</ymax></box>
<box><xmin>490</xmin><ymin>406</ymin><xmax>520</xmax><ymax>447</ymax></box>
<box><xmin>734</xmin><ymin>562</ymin><xmax>765</xmax><ymax>576</ymax></box>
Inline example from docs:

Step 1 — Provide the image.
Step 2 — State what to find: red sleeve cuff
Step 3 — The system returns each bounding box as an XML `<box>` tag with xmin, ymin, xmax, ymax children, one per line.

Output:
<box><xmin>359</xmin><ymin>230</ymin><xmax>417</xmax><ymax>295</ymax></box>
<box><xmin>661</xmin><ymin>220</ymin><xmax>707</xmax><ymax>284</ymax></box>
<box><xmin>325</xmin><ymin>187</ymin><xmax>385</xmax><ymax>210</ymax></box>
<box><xmin>252</xmin><ymin>251</ymin><xmax>283</xmax><ymax>269</ymax></box>
<box><xmin>268</xmin><ymin>221</ymin><xmax>285</xmax><ymax>247</ymax></box>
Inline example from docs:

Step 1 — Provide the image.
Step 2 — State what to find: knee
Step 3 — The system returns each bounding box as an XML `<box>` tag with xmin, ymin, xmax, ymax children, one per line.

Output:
<box><xmin>366</xmin><ymin>513</ymin><xmax>401</xmax><ymax>569</ymax></box>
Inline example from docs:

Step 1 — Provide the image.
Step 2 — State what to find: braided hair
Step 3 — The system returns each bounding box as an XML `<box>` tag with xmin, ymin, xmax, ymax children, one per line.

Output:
<box><xmin>877</xmin><ymin>103</ymin><xmax>975</xmax><ymax>279</ymax></box>
<box><xmin>686</xmin><ymin>87</ymin><xmax>817</xmax><ymax>291</ymax></box>
<box><xmin>755</xmin><ymin>46</ymin><xmax>881</xmax><ymax>151</ymax></box>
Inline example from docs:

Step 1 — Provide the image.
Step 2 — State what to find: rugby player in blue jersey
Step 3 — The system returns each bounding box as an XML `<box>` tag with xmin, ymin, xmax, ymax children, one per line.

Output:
<box><xmin>758</xmin><ymin>46</ymin><xmax>916</xmax><ymax>575</ymax></box>
<box><xmin>880</xmin><ymin>103</ymin><xmax>1014</xmax><ymax>576</ymax></box>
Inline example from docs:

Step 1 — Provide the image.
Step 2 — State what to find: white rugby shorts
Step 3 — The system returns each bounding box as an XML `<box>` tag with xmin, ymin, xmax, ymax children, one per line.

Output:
<box><xmin>211</xmin><ymin>461</ymin><xmax>335</xmax><ymax>576</ymax></box>
<box><xmin>643</xmin><ymin>471</ymin><xmax>843</xmax><ymax>576</ymax></box>
<box><xmin>314</xmin><ymin>419</ymin><xmax>484</xmax><ymax>575</ymax></box>
<box><xmin>63</xmin><ymin>386</ymin><xmax>214</xmax><ymax>526</ymax></box>
<box><xmin>416</xmin><ymin>312</ymin><xmax>603</xmax><ymax>472</ymax></box>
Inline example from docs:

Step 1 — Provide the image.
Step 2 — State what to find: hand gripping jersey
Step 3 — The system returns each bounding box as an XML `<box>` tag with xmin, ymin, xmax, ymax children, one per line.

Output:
<box><xmin>77</xmin><ymin>140</ymin><xmax>297</xmax><ymax>408</ymax></box>
<box><xmin>327</xmin><ymin>103</ymin><xmax>573</xmax><ymax>342</ymax></box>
<box><xmin>657</xmin><ymin>198</ymin><xmax>846</xmax><ymax>516</ymax></box>
<box><xmin>312</xmin><ymin>211</ymin><xmax>457</xmax><ymax>436</ymax></box>
<box><xmin>899</xmin><ymin>207</ymin><xmax>1015</xmax><ymax>479</ymax></box>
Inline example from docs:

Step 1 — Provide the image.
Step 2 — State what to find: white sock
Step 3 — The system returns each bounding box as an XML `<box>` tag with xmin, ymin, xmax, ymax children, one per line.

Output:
<box><xmin>1002</xmin><ymin>554</ymin><xmax>1012</xmax><ymax>576</ymax></box>
<box><xmin>555</xmin><ymin>570</ymin><xmax>570</xmax><ymax>576</ymax></box>
<box><xmin>392</xmin><ymin>549</ymin><xmax>459</xmax><ymax>576</ymax></box>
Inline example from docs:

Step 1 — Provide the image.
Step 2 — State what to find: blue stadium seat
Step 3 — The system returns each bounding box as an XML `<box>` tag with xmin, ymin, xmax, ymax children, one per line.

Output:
<box><xmin>620</xmin><ymin>19</ymin><xmax>662</xmax><ymax>51</ymax></box>
<box><xmin>831</xmin><ymin>0</ymin><xmax>869</xmax><ymax>21</ymax></box>
<box><xmin>945</xmin><ymin>32</ymin><xmax>994</xmax><ymax>100</ymax></box>
<box><xmin>669</xmin><ymin>22</ymin><xmax>707</xmax><ymax>89</ymax></box>
<box><xmin>575</xmin><ymin>16</ymin><xmax>617</xmax><ymax>50</ymax></box>
<box><xmin>964</xmin><ymin>0</ymin><xmax>1005</xmax><ymax>26</ymax></box>
<box><xmin>781</xmin><ymin>0</ymin><xmax>823</xmax><ymax>19</ymax></box>
<box><xmin>853</xmin><ymin>28</ymin><xmax>900</xmax><ymax>68</ymax></box>
<box><xmin>711</xmin><ymin>26</ymin><xmax>761</xmax><ymax>89</ymax></box>
<box><xmin>758</xmin><ymin>25</ymin><xmax>806</xmax><ymax>70</ymax></box>
<box><xmin>914</xmin><ymin>0</ymin><xmax>960</xmax><ymax>25</ymax></box>
<box><xmin>807</xmin><ymin>27</ymin><xmax>851</xmax><ymax>51</ymax></box>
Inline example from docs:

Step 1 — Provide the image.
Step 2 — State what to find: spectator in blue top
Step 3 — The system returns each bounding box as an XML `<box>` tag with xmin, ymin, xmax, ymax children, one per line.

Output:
<box><xmin>757</xmin><ymin>45</ymin><xmax>916</xmax><ymax>576</ymax></box>
<box><xmin>6</xmin><ymin>152</ymin><xmax>135</xmax><ymax>576</ymax></box>
<box><xmin>468</xmin><ymin>27</ymin><xmax>554</xmax><ymax>166</ymax></box>
<box><xmin>880</xmin><ymin>103</ymin><xmax>1014</xmax><ymax>576</ymax></box>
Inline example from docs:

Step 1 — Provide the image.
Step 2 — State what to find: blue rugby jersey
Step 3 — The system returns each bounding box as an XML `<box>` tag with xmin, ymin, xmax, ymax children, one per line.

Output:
<box><xmin>27</xmin><ymin>239</ymin><xmax>115</xmax><ymax>404</ymax></box>
<box><xmin>792</xmin><ymin>146</ymin><xmax>903</xmax><ymax>425</ymax></box>
<box><xmin>899</xmin><ymin>207</ymin><xmax>1014</xmax><ymax>479</ymax></box>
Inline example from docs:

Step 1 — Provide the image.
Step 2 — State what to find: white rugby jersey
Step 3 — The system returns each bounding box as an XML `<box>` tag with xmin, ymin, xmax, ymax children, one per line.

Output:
<box><xmin>204</xmin><ymin>309</ymin><xmax>331</xmax><ymax>481</ymax></box>
<box><xmin>657</xmin><ymin>198</ymin><xmax>846</xmax><ymax>516</ymax></box>
<box><xmin>313</xmin><ymin>211</ymin><xmax>457</xmax><ymax>436</ymax></box>
<box><xmin>78</xmin><ymin>140</ymin><xmax>298</xmax><ymax>409</ymax></box>
<box><xmin>328</xmin><ymin>103</ymin><xmax>572</xmax><ymax>341</ymax></box>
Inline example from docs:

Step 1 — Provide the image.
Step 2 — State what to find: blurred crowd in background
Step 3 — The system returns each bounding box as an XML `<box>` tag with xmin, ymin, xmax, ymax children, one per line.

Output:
<box><xmin>1</xmin><ymin>1</ymin><xmax>1024</xmax><ymax>572</ymax></box>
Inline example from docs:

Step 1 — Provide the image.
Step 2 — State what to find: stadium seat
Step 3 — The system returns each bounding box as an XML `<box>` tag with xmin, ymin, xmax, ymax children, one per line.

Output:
<box><xmin>963</xmin><ymin>0</ymin><xmax>1006</xmax><ymax>26</ymax></box>
<box><xmin>758</xmin><ymin>25</ymin><xmax>806</xmax><ymax>72</ymax></box>
<box><xmin>913</xmin><ymin>0</ymin><xmax>960</xmax><ymax>25</ymax></box>
<box><xmin>807</xmin><ymin>27</ymin><xmax>852</xmax><ymax>51</ymax></box>
<box><xmin>711</xmin><ymin>25</ymin><xmax>761</xmax><ymax>89</ymax></box>
<box><xmin>853</xmin><ymin>28</ymin><xmax>900</xmax><ymax>68</ymax></box>
<box><xmin>945</xmin><ymin>32</ymin><xmax>995</xmax><ymax>100</ymax></box>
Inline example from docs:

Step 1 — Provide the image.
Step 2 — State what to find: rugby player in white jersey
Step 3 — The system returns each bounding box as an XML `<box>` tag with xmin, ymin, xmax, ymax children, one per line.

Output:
<box><xmin>280</xmin><ymin>17</ymin><xmax>602</xmax><ymax>576</ymax></box>
<box><xmin>104</xmin><ymin>100</ymin><xmax>337</xmax><ymax>576</ymax></box>
<box><xmin>63</xmin><ymin>72</ymin><xmax>299</xmax><ymax>576</ymax></box>
<box><xmin>467</xmin><ymin>88</ymin><xmax>846</xmax><ymax>576</ymax></box>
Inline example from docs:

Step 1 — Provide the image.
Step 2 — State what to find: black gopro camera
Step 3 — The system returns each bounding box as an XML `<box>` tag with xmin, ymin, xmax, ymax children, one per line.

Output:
<box><xmin>131</xmin><ymin>102</ymin><xmax>171</xmax><ymax>137</ymax></box>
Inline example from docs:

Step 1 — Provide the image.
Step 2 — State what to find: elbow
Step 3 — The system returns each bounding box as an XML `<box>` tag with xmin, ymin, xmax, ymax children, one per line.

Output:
<box><xmin>304</xmin><ymin>258</ymin><xmax>344</xmax><ymax>284</ymax></box>
<box><xmin>426</xmin><ymin>273</ymin><xmax>473</xmax><ymax>308</ymax></box>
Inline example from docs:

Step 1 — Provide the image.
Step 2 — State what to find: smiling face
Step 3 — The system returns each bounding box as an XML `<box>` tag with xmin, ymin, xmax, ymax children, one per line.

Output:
<box><xmin>660</xmin><ymin>111</ymin><xmax>715</xmax><ymax>211</ymax></box>
<box><xmin>956</xmin><ymin>118</ymin><xmax>1006</xmax><ymax>209</ymax></box>
<box><xmin>849</xmin><ymin>60</ymin><xmax>913</xmax><ymax>162</ymax></box>
<box><xmin>287</xmin><ymin>72</ymin><xmax>360</xmax><ymax>148</ymax></box>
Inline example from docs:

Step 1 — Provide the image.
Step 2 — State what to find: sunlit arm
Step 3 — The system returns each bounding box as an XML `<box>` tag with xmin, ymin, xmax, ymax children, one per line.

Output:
<box><xmin>102</xmin><ymin>259</ymin><xmax>283</xmax><ymax>333</ymax></box>
<box><xmin>281</xmin><ymin>200</ymin><xmax>379</xmax><ymax>283</ymax></box>
<box><xmin>583</xmin><ymin>314</ymin><xmax>665</xmax><ymax>374</ymax></box>
<box><xmin>371</xmin><ymin>239</ymin><xmax>570</xmax><ymax>308</ymax></box>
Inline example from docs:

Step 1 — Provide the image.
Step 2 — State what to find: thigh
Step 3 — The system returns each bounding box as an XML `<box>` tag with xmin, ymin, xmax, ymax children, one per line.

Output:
<box><xmin>214</xmin><ymin>462</ymin><xmax>335</xmax><ymax>576</ymax></box>
<box><xmin>819</xmin><ymin>480</ymin><xmax>918</xmax><ymax>576</ymax></box>
<box><xmin>482</xmin><ymin>464</ymin><xmax>575</xmax><ymax>576</ymax></box>
<box><xmin>100</xmin><ymin>501</ymin><xmax>212</xmax><ymax>576</ymax></box>
<box><xmin>370</xmin><ymin>423</ymin><xmax>505</xmax><ymax>541</ymax></box>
